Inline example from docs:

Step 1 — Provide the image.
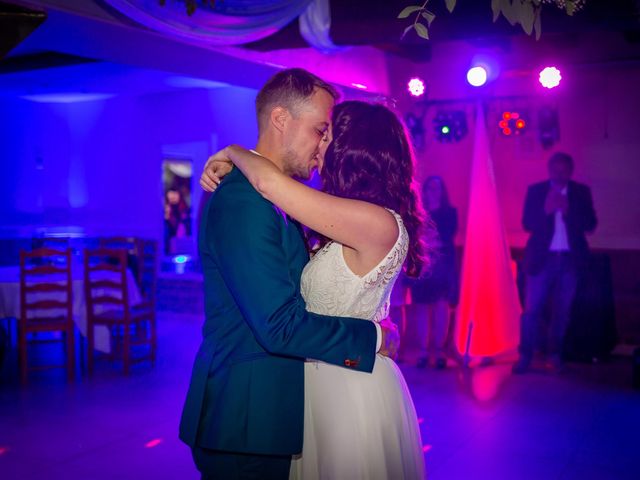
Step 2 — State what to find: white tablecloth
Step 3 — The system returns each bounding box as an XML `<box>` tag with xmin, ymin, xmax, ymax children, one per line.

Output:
<box><xmin>0</xmin><ymin>263</ymin><xmax>141</xmax><ymax>353</ymax></box>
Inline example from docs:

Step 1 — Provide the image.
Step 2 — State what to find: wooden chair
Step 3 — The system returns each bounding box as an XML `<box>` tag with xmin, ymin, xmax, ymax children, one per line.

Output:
<box><xmin>126</xmin><ymin>239</ymin><xmax>157</xmax><ymax>351</ymax></box>
<box><xmin>99</xmin><ymin>237</ymin><xmax>158</xmax><ymax>305</ymax></box>
<box><xmin>84</xmin><ymin>248</ymin><xmax>156</xmax><ymax>374</ymax></box>
<box><xmin>98</xmin><ymin>236</ymin><xmax>137</xmax><ymax>252</ymax></box>
<box><xmin>19</xmin><ymin>248</ymin><xmax>75</xmax><ymax>383</ymax></box>
<box><xmin>99</xmin><ymin>237</ymin><xmax>140</xmax><ymax>284</ymax></box>
<box><xmin>135</xmin><ymin>239</ymin><xmax>158</xmax><ymax>308</ymax></box>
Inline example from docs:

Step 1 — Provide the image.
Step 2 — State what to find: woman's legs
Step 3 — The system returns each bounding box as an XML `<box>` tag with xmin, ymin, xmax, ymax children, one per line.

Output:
<box><xmin>413</xmin><ymin>299</ymin><xmax>451</xmax><ymax>368</ymax></box>
<box><xmin>431</xmin><ymin>299</ymin><xmax>450</xmax><ymax>368</ymax></box>
<box><xmin>413</xmin><ymin>303</ymin><xmax>431</xmax><ymax>368</ymax></box>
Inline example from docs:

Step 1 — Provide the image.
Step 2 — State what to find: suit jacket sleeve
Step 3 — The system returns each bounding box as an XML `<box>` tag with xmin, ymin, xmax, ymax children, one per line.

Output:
<box><xmin>566</xmin><ymin>184</ymin><xmax>597</xmax><ymax>233</ymax></box>
<box><xmin>207</xmin><ymin>190</ymin><xmax>377</xmax><ymax>373</ymax></box>
<box><xmin>522</xmin><ymin>184</ymin><xmax>551</xmax><ymax>233</ymax></box>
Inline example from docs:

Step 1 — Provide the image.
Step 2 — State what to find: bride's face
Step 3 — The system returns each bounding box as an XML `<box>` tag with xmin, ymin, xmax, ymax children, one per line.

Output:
<box><xmin>316</xmin><ymin>123</ymin><xmax>333</xmax><ymax>175</ymax></box>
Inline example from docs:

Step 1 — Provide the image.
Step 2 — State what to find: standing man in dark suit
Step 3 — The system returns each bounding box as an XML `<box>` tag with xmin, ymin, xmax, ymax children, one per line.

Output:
<box><xmin>179</xmin><ymin>69</ymin><xmax>397</xmax><ymax>479</ymax></box>
<box><xmin>513</xmin><ymin>152</ymin><xmax>597</xmax><ymax>374</ymax></box>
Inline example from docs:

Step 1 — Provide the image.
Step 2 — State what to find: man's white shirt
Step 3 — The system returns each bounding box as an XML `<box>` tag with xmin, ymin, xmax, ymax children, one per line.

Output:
<box><xmin>549</xmin><ymin>185</ymin><xmax>570</xmax><ymax>252</ymax></box>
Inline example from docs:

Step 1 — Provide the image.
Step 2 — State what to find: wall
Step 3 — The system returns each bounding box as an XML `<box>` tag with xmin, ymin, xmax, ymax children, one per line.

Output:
<box><xmin>389</xmin><ymin>32</ymin><xmax>640</xmax><ymax>251</ymax></box>
<box><xmin>2</xmin><ymin>31</ymin><xmax>638</xmax><ymax>251</ymax></box>
<box><xmin>0</xmin><ymin>84</ymin><xmax>258</xmax><ymax>250</ymax></box>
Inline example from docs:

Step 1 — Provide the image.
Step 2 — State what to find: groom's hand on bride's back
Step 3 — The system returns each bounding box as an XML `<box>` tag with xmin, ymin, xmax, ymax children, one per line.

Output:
<box><xmin>379</xmin><ymin>318</ymin><xmax>400</xmax><ymax>360</ymax></box>
<box><xmin>200</xmin><ymin>151</ymin><xmax>234</xmax><ymax>192</ymax></box>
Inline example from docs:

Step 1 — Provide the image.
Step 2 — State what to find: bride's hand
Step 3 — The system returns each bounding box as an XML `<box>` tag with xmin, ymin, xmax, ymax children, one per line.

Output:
<box><xmin>379</xmin><ymin>318</ymin><xmax>400</xmax><ymax>360</ymax></box>
<box><xmin>200</xmin><ymin>148</ymin><xmax>234</xmax><ymax>192</ymax></box>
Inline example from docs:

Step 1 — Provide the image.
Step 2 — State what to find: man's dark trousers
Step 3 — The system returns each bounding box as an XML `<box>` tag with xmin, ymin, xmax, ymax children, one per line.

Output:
<box><xmin>519</xmin><ymin>253</ymin><xmax>578</xmax><ymax>361</ymax></box>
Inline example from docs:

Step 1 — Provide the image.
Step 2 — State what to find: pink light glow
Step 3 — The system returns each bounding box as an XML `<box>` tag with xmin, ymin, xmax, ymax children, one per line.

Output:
<box><xmin>422</xmin><ymin>444</ymin><xmax>432</xmax><ymax>452</ymax></box>
<box><xmin>455</xmin><ymin>106</ymin><xmax>521</xmax><ymax>357</ymax></box>
<box><xmin>145</xmin><ymin>438</ymin><xmax>163</xmax><ymax>448</ymax></box>
<box><xmin>407</xmin><ymin>77</ymin><xmax>425</xmax><ymax>97</ymax></box>
<box><xmin>418</xmin><ymin>417</ymin><xmax>425</xmax><ymax>424</ymax></box>
<box><xmin>0</xmin><ymin>446</ymin><xmax>8</xmax><ymax>455</ymax></box>
<box><xmin>470</xmin><ymin>365</ymin><xmax>512</xmax><ymax>402</ymax></box>
<box><xmin>539</xmin><ymin>67</ymin><xmax>562</xmax><ymax>89</ymax></box>
<box><xmin>351</xmin><ymin>83</ymin><xmax>368</xmax><ymax>90</ymax></box>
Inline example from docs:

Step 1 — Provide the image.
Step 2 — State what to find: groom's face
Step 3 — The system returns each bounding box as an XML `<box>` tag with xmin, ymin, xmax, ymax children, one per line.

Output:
<box><xmin>316</xmin><ymin>122</ymin><xmax>333</xmax><ymax>175</ymax></box>
<box><xmin>281</xmin><ymin>88</ymin><xmax>334</xmax><ymax>180</ymax></box>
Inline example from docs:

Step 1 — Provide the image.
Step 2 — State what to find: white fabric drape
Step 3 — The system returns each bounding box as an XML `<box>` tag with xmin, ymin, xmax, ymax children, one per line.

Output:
<box><xmin>299</xmin><ymin>0</ymin><xmax>343</xmax><ymax>53</ymax></box>
<box><xmin>104</xmin><ymin>0</ymin><xmax>314</xmax><ymax>46</ymax></box>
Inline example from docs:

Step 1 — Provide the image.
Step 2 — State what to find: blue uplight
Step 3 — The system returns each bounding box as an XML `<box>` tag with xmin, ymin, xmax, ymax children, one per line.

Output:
<box><xmin>173</xmin><ymin>255</ymin><xmax>190</xmax><ymax>264</ymax></box>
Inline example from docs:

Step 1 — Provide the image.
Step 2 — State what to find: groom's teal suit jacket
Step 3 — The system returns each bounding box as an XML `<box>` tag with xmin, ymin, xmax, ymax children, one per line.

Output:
<box><xmin>179</xmin><ymin>168</ymin><xmax>377</xmax><ymax>456</ymax></box>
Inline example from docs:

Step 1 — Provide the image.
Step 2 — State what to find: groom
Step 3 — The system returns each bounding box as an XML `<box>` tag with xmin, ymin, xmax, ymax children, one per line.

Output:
<box><xmin>180</xmin><ymin>68</ymin><xmax>398</xmax><ymax>479</ymax></box>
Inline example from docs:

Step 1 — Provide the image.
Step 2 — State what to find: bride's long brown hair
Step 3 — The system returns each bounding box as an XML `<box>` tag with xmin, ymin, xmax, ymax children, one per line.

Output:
<box><xmin>315</xmin><ymin>101</ymin><xmax>428</xmax><ymax>277</ymax></box>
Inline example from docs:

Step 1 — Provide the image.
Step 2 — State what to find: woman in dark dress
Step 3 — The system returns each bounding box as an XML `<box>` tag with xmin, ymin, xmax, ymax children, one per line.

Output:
<box><xmin>411</xmin><ymin>176</ymin><xmax>459</xmax><ymax>369</ymax></box>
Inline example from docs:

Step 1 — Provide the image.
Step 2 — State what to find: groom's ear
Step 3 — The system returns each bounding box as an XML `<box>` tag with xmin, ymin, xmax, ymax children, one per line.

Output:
<box><xmin>270</xmin><ymin>106</ymin><xmax>289</xmax><ymax>133</ymax></box>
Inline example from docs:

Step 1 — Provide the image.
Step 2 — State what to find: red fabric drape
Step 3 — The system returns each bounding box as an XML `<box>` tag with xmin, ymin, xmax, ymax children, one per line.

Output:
<box><xmin>455</xmin><ymin>105</ymin><xmax>521</xmax><ymax>357</ymax></box>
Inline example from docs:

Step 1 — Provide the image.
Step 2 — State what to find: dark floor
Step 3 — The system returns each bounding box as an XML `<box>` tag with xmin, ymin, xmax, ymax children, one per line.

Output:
<box><xmin>1</xmin><ymin>312</ymin><xmax>638</xmax><ymax>480</ymax></box>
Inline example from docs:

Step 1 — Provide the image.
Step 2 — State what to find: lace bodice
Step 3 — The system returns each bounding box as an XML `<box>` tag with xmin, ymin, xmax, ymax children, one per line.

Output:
<box><xmin>301</xmin><ymin>210</ymin><xmax>408</xmax><ymax>323</ymax></box>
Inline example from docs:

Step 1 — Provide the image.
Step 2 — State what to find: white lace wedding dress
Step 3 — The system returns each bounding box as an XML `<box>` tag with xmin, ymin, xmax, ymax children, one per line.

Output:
<box><xmin>290</xmin><ymin>211</ymin><xmax>425</xmax><ymax>480</ymax></box>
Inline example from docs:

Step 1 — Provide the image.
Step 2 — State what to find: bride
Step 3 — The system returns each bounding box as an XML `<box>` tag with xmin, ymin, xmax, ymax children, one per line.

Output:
<box><xmin>203</xmin><ymin>100</ymin><xmax>427</xmax><ymax>479</ymax></box>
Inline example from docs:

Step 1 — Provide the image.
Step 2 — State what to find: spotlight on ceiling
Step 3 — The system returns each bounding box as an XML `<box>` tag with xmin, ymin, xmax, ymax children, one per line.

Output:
<box><xmin>538</xmin><ymin>106</ymin><xmax>560</xmax><ymax>149</ymax></box>
<box><xmin>539</xmin><ymin>67</ymin><xmax>562</xmax><ymax>89</ymax></box>
<box><xmin>433</xmin><ymin>110</ymin><xmax>468</xmax><ymax>143</ymax></box>
<box><xmin>407</xmin><ymin>77</ymin><xmax>426</xmax><ymax>97</ymax></box>
<box><xmin>498</xmin><ymin>111</ymin><xmax>527</xmax><ymax>136</ymax></box>
<box><xmin>405</xmin><ymin>112</ymin><xmax>425</xmax><ymax>149</ymax></box>
<box><xmin>466</xmin><ymin>66</ymin><xmax>488</xmax><ymax>87</ymax></box>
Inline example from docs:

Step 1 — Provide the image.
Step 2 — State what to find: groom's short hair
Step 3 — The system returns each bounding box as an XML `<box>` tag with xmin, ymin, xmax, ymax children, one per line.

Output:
<box><xmin>256</xmin><ymin>68</ymin><xmax>339</xmax><ymax>134</ymax></box>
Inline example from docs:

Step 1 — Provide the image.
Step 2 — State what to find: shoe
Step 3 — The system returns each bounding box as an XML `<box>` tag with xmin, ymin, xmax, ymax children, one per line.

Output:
<box><xmin>435</xmin><ymin>358</ymin><xmax>447</xmax><ymax>370</ymax></box>
<box><xmin>416</xmin><ymin>357</ymin><xmax>428</xmax><ymax>369</ymax></box>
<box><xmin>512</xmin><ymin>357</ymin><xmax>531</xmax><ymax>374</ymax></box>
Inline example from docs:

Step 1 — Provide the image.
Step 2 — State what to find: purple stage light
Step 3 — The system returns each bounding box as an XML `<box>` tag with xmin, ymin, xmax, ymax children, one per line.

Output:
<box><xmin>351</xmin><ymin>83</ymin><xmax>368</xmax><ymax>90</ymax></box>
<box><xmin>166</xmin><ymin>76</ymin><xmax>229</xmax><ymax>89</ymax></box>
<box><xmin>467</xmin><ymin>66</ymin><xmax>487</xmax><ymax>87</ymax></box>
<box><xmin>21</xmin><ymin>93</ymin><xmax>115</xmax><ymax>103</ymax></box>
<box><xmin>407</xmin><ymin>77</ymin><xmax>425</xmax><ymax>97</ymax></box>
<box><xmin>539</xmin><ymin>67</ymin><xmax>562</xmax><ymax>89</ymax></box>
